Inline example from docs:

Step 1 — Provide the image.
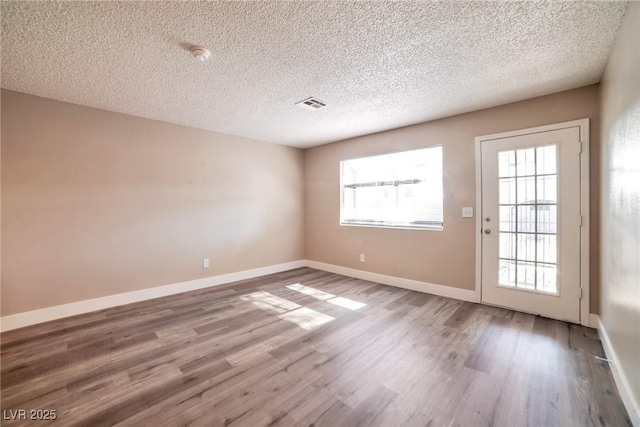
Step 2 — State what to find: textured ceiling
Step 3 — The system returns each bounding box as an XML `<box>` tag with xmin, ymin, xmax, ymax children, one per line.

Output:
<box><xmin>1</xmin><ymin>1</ymin><xmax>628</xmax><ymax>148</ymax></box>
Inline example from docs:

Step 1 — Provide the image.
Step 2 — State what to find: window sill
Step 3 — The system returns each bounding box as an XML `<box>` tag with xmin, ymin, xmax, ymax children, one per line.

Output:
<box><xmin>339</xmin><ymin>222</ymin><xmax>443</xmax><ymax>231</ymax></box>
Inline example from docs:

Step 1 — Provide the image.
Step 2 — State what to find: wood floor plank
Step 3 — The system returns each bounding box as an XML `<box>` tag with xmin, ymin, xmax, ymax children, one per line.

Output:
<box><xmin>0</xmin><ymin>267</ymin><xmax>631</xmax><ymax>426</ymax></box>
<box><xmin>301</xmin><ymin>398</ymin><xmax>353</xmax><ymax>427</ymax></box>
<box><xmin>463</xmin><ymin>315</ymin><xmax>512</xmax><ymax>374</ymax></box>
<box><xmin>341</xmin><ymin>385</ymin><xmax>398</xmax><ymax>427</ymax></box>
<box><xmin>443</xmin><ymin>301</ymin><xmax>479</xmax><ymax>328</ymax></box>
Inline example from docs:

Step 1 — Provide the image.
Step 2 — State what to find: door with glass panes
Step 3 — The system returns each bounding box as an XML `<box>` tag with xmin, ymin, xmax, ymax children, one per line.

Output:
<box><xmin>480</xmin><ymin>125</ymin><xmax>582</xmax><ymax>323</ymax></box>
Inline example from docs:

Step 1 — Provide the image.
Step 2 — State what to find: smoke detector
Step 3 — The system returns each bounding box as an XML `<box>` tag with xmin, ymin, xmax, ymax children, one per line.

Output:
<box><xmin>190</xmin><ymin>46</ymin><xmax>211</xmax><ymax>62</ymax></box>
<box><xmin>295</xmin><ymin>97</ymin><xmax>327</xmax><ymax>110</ymax></box>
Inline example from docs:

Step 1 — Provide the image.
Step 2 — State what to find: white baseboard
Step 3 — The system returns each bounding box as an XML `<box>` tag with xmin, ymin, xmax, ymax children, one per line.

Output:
<box><xmin>0</xmin><ymin>260</ymin><xmax>306</xmax><ymax>332</ymax></box>
<box><xmin>0</xmin><ymin>259</ymin><xmax>490</xmax><ymax>332</ymax></box>
<box><xmin>305</xmin><ymin>260</ymin><xmax>479</xmax><ymax>303</ymax></box>
<box><xmin>592</xmin><ymin>314</ymin><xmax>640</xmax><ymax>426</ymax></box>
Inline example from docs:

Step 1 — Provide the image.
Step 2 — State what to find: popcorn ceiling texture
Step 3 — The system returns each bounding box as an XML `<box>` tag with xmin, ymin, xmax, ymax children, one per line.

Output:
<box><xmin>0</xmin><ymin>1</ymin><xmax>628</xmax><ymax>148</ymax></box>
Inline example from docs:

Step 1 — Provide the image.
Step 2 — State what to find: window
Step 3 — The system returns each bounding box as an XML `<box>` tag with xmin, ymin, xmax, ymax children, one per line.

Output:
<box><xmin>340</xmin><ymin>146</ymin><xmax>443</xmax><ymax>229</ymax></box>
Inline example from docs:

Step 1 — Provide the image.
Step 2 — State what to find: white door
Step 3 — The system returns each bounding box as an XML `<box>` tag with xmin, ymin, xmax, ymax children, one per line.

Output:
<box><xmin>480</xmin><ymin>125</ymin><xmax>583</xmax><ymax>323</ymax></box>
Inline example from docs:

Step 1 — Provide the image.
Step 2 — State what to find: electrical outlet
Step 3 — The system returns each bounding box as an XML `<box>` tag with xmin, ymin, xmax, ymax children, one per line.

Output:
<box><xmin>462</xmin><ymin>207</ymin><xmax>474</xmax><ymax>218</ymax></box>
<box><xmin>203</xmin><ymin>258</ymin><xmax>210</xmax><ymax>269</ymax></box>
<box><xmin>360</xmin><ymin>254</ymin><xmax>365</xmax><ymax>263</ymax></box>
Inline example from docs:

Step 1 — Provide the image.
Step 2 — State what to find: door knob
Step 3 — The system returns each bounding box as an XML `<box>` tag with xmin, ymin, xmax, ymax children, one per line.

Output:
<box><xmin>484</xmin><ymin>229</ymin><xmax>491</xmax><ymax>234</ymax></box>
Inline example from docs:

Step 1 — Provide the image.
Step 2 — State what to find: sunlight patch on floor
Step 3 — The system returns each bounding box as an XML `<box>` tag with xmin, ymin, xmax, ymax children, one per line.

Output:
<box><xmin>286</xmin><ymin>283</ymin><xmax>333</xmax><ymax>300</ymax></box>
<box><xmin>240</xmin><ymin>290</ymin><xmax>334</xmax><ymax>331</ymax></box>
<box><xmin>278</xmin><ymin>307</ymin><xmax>334</xmax><ymax>331</ymax></box>
<box><xmin>240</xmin><ymin>291</ymin><xmax>300</xmax><ymax>314</ymax></box>
<box><xmin>285</xmin><ymin>283</ymin><xmax>367</xmax><ymax>311</ymax></box>
<box><xmin>326</xmin><ymin>296</ymin><xmax>367</xmax><ymax>310</ymax></box>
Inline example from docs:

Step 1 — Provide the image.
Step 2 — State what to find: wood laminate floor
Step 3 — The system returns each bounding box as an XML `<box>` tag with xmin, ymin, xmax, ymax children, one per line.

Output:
<box><xmin>0</xmin><ymin>268</ymin><xmax>631</xmax><ymax>426</ymax></box>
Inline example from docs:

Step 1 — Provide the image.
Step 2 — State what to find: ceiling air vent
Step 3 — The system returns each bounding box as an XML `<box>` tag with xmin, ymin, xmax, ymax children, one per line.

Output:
<box><xmin>295</xmin><ymin>97</ymin><xmax>327</xmax><ymax>110</ymax></box>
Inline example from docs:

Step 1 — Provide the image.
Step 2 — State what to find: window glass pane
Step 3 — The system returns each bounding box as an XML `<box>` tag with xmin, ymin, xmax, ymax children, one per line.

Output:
<box><xmin>340</xmin><ymin>146</ymin><xmax>443</xmax><ymax>228</ymax></box>
<box><xmin>355</xmin><ymin>186</ymin><xmax>395</xmax><ymax>222</ymax></box>
<box><xmin>343</xmin><ymin>187</ymin><xmax>355</xmax><ymax>214</ymax></box>
<box><xmin>397</xmin><ymin>182</ymin><xmax>442</xmax><ymax>224</ymax></box>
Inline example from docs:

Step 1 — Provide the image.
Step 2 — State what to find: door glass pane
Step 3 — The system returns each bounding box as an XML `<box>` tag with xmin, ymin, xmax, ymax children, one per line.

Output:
<box><xmin>517</xmin><ymin>177</ymin><xmax>536</xmax><ymax>204</ymax></box>
<box><xmin>499</xmin><ymin>233</ymin><xmax>516</xmax><ymax>259</ymax></box>
<box><xmin>537</xmin><ymin>234</ymin><xmax>557</xmax><ymax>263</ymax></box>
<box><xmin>499</xmin><ymin>260</ymin><xmax>516</xmax><ymax>286</ymax></box>
<box><xmin>537</xmin><ymin>205</ymin><xmax>557</xmax><ymax>234</ymax></box>
<box><xmin>516</xmin><ymin>148</ymin><xmax>536</xmax><ymax>176</ymax></box>
<box><xmin>537</xmin><ymin>175</ymin><xmax>557</xmax><ymax>203</ymax></box>
<box><xmin>516</xmin><ymin>261</ymin><xmax>536</xmax><ymax>290</ymax></box>
<box><xmin>517</xmin><ymin>234</ymin><xmax>536</xmax><ymax>261</ymax></box>
<box><xmin>536</xmin><ymin>263</ymin><xmax>557</xmax><ymax>294</ymax></box>
<box><xmin>498</xmin><ymin>150</ymin><xmax>516</xmax><ymax>177</ymax></box>
<box><xmin>536</xmin><ymin>145</ymin><xmax>557</xmax><ymax>175</ymax></box>
<box><xmin>497</xmin><ymin>144</ymin><xmax>558</xmax><ymax>294</ymax></box>
<box><xmin>499</xmin><ymin>178</ymin><xmax>516</xmax><ymax>204</ymax></box>
<box><xmin>517</xmin><ymin>205</ymin><xmax>536</xmax><ymax>232</ymax></box>
<box><xmin>499</xmin><ymin>206</ymin><xmax>515</xmax><ymax>231</ymax></box>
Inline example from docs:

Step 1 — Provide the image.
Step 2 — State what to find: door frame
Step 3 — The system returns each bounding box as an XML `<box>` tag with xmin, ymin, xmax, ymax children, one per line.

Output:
<box><xmin>474</xmin><ymin>119</ymin><xmax>590</xmax><ymax>326</ymax></box>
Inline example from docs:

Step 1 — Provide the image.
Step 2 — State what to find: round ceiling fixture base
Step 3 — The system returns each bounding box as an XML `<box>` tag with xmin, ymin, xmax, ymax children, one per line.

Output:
<box><xmin>190</xmin><ymin>46</ymin><xmax>211</xmax><ymax>62</ymax></box>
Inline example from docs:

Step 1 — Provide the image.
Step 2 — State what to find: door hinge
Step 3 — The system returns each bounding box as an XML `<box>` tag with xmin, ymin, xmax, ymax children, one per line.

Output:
<box><xmin>578</xmin><ymin>142</ymin><xmax>583</xmax><ymax>154</ymax></box>
<box><xmin>579</xmin><ymin>288</ymin><xmax>583</xmax><ymax>300</ymax></box>
<box><xmin>579</xmin><ymin>215</ymin><xmax>583</xmax><ymax>227</ymax></box>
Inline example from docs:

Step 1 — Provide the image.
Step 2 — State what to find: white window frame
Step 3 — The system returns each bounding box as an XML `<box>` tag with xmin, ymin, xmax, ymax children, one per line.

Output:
<box><xmin>339</xmin><ymin>145</ymin><xmax>444</xmax><ymax>231</ymax></box>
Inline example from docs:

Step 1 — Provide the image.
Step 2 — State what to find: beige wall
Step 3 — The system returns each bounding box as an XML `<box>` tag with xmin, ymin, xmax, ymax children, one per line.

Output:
<box><xmin>1</xmin><ymin>90</ymin><xmax>304</xmax><ymax>316</ymax></box>
<box><xmin>600</xmin><ymin>1</ymin><xmax>640</xmax><ymax>417</ymax></box>
<box><xmin>305</xmin><ymin>85</ymin><xmax>601</xmax><ymax>313</ymax></box>
<box><xmin>0</xmin><ymin>85</ymin><xmax>605</xmax><ymax>317</ymax></box>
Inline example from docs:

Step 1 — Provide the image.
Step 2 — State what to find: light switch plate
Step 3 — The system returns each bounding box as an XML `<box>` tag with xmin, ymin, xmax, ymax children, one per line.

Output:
<box><xmin>462</xmin><ymin>207</ymin><xmax>474</xmax><ymax>218</ymax></box>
